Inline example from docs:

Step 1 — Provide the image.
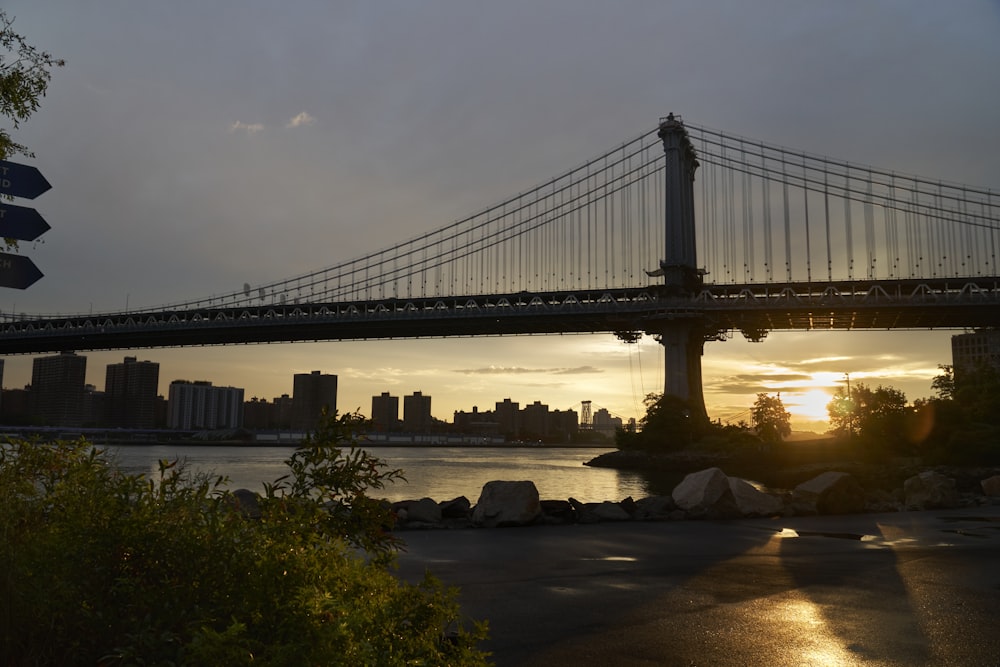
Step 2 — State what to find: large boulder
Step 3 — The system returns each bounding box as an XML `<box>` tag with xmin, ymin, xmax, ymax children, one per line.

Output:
<box><xmin>406</xmin><ymin>497</ymin><xmax>443</xmax><ymax>524</ymax></box>
<box><xmin>904</xmin><ymin>471</ymin><xmax>959</xmax><ymax>509</ymax></box>
<box><xmin>472</xmin><ymin>480</ymin><xmax>541</xmax><ymax>527</ymax></box>
<box><xmin>728</xmin><ymin>477</ymin><xmax>783</xmax><ymax>517</ymax></box>
<box><xmin>577</xmin><ymin>501</ymin><xmax>631</xmax><ymax>522</ymax></box>
<box><xmin>793</xmin><ymin>471</ymin><xmax>865</xmax><ymax>515</ymax></box>
<box><xmin>981</xmin><ymin>475</ymin><xmax>1000</xmax><ymax>498</ymax></box>
<box><xmin>632</xmin><ymin>495</ymin><xmax>676</xmax><ymax>520</ymax></box>
<box><xmin>671</xmin><ymin>467</ymin><xmax>740</xmax><ymax>519</ymax></box>
<box><xmin>439</xmin><ymin>496</ymin><xmax>471</xmax><ymax>519</ymax></box>
<box><xmin>231</xmin><ymin>488</ymin><xmax>261</xmax><ymax>520</ymax></box>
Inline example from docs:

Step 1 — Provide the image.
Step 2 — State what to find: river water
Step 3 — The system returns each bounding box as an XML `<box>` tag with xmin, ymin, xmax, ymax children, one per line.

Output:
<box><xmin>107</xmin><ymin>445</ymin><xmax>653</xmax><ymax>504</ymax></box>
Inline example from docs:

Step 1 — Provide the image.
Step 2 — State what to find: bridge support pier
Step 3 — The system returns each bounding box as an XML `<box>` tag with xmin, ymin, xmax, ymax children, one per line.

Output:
<box><xmin>653</xmin><ymin>320</ymin><xmax>708</xmax><ymax>424</ymax></box>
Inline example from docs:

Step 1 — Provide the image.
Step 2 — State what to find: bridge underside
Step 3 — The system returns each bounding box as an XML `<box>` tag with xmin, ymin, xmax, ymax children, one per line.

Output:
<box><xmin>1</xmin><ymin>279</ymin><xmax>999</xmax><ymax>355</ymax></box>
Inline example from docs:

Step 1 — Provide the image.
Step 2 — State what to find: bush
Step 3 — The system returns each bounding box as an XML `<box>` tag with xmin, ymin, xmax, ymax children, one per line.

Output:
<box><xmin>0</xmin><ymin>412</ymin><xmax>489</xmax><ymax>666</ymax></box>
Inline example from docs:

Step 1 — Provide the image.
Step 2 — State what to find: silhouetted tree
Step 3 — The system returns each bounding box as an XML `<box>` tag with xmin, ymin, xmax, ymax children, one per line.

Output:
<box><xmin>751</xmin><ymin>393</ymin><xmax>791</xmax><ymax>444</ymax></box>
<box><xmin>1</xmin><ymin>10</ymin><xmax>64</xmax><ymax>161</ymax></box>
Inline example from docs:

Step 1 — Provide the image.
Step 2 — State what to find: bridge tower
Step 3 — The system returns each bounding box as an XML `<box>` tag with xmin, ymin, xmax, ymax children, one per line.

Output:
<box><xmin>647</xmin><ymin>114</ymin><xmax>709</xmax><ymax>422</ymax></box>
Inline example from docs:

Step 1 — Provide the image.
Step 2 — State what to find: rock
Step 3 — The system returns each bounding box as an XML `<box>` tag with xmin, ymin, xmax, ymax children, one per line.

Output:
<box><xmin>540</xmin><ymin>499</ymin><xmax>575</xmax><ymax>523</ymax></box>
<box><xmin>728</xmin><ymin>477</ymin><xmax>782</xmax><ymax>517</ymax></box>
<box><xmin>590</xmin><ymin>501</ymin><xmax>631</xmax><ymax>522</ymax></box>
<box><xmin>406</xmin><ymin>497</ymin><xmax>443</xmax><ymax>523</ymax></box>
<box><xmin>981</xmin><ymin>475</ymin><xmax>1000</xmax><ymax>497</ymax></box>
<box><xmin>904</xmin><ymin>471</ymin><xmax>959</xmax><ymax>509</ymax></box>
<box><xmin>633</xmin><ymin>495</ymin><xmax>676</xmax><ymax>520</ymax></box>
<box><xmin>793</xmin><ymin>471</ymin><xmax>865</xmax><ymax>515</ymax></box>
<box><xmin>439</xmin><ymin>496</ymin><xmax>471</xmax><ymax>518</ymax></box>
<box><xmin>865</xmin><ymin>488</ymin><xmax>903</xmax><ymax>513</ymax></box>
<box><xmin>231</xmin><ymin>488</ymin><xmax>261</xmax><ymax>519</ymax></box>
<box><xmin>671</xmin><ymin>467</ymin><xmax>740</xmax><ymax>519</ymax></box>
<box><xmin>472</xmin><ymin>480</ymin><xmax>541</xmax><ymax>527</ymax></box>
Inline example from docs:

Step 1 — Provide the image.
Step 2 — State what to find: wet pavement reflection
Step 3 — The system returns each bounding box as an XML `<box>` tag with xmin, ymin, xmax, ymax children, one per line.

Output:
<box><xmin>397</xmin><ymin>507</ymin><xmax>1000</xmax><ymax>666</ymax></box>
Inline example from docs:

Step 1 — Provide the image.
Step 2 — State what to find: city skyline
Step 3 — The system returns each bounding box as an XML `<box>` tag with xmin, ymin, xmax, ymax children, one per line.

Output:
<box><xmin>1</xmin><ymin>2</ymin><xmax>997</xmax><ymax>432</ymax></box>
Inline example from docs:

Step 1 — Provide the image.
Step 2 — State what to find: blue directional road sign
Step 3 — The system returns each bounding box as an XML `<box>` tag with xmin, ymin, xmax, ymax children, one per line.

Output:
<box><xmin>0</xmin><ymin>252</ymin><xmax>43</xmax><ymax>289</ymax></box>
<box><xmin>0</xmin><ymin>202</ymin><xmax>51</xmax><ymax>241</ymax></box>
<box><xmin>0</xmin><ymin>160</ymin><xmax>52</xmax><ymax>199</ymax></box>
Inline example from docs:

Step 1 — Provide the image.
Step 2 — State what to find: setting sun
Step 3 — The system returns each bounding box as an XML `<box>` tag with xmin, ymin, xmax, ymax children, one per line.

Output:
<box><xmin>786</xmin><ymin>389</ymin><xmax>834</xmax><ymax>421</ymax></box>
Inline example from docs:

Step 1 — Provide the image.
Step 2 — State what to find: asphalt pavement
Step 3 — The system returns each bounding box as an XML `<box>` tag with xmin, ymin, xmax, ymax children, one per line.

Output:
<box><xmin>396</xmin><ymin>505</ymin><xmax>1000</xmax><ymax>666</ymax></box>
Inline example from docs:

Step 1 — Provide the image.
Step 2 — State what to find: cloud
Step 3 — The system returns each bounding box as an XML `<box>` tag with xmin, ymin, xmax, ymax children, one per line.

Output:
<box><xmin>230</xmin><ymin>120</ymin><xmax>264</xmax><ymax>134</ymax></box>
<box><xmin>286</xmin><ymin>111</ymin><xmax>315</xmax><ymax>129</ymax></box>
<box><xmin>455</xmin><ymin>365</ymin><xmax>602</xmax><ymax>376</ymax></box>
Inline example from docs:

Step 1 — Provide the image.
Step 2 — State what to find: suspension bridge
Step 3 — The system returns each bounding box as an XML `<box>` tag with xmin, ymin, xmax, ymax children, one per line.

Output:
<box><xmin>1</xmin><ymin>115</ymin><xmax>998</xmax><ymax>419</ymax></box>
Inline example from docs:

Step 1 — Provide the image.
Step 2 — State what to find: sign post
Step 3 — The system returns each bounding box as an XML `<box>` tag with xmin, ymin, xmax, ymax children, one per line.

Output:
<box><xmin>0</xmin><ymin>159</ymin><xmax>52</xmax><ymax>289</ymax></box>
<box><xmin>0</xmin><ymin>202</ymin><xmax>51</xmax><ymax>241</ymax></box>
<box><xmin>0</xmin><ymin>252</ymin><xmax>43</xmax><ymax>289</ymax></box>
<box><xmin>0</xmin><ymin>160</ymin><xmax>52</xmax><ymax>199</ymax></box>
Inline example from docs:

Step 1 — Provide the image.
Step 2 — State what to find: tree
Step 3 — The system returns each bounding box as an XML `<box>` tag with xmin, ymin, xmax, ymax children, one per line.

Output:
<box><xmin>751</xmin><ymin>393</ymin><xmax>791</xmax><ymax>444</ymax></box>
<box><xmin>0</xmin><ymin>413</ymin><xmax>490</xmax><ymax>665</ymax></box>
<box><xmin>931</xmin><ymin>364</ymin><xmax>955</xmax><ymax>400</ymax></box>
<box><xmin>0</xmin><ymin>10</ymin><xmax>64</xmax><ymax>161</ymax></box>
<box><xmin>826</xmin><ymin>382</ymin><xmax>909</xmax><ymax>451</ymax></box>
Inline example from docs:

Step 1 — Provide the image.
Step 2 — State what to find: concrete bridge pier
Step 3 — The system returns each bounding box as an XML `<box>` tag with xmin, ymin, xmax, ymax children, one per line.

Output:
<box><xmin>652</xmin><ymin>319</ymin><xmax>709</xmax><ymax>424</ymax></box>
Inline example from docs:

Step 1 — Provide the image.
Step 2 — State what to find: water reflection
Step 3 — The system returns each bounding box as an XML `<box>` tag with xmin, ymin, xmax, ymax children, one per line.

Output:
<box><xmin>107</xmin><ymin>445</ymin><xmax>650</xmax><ymax>503</ymax></box>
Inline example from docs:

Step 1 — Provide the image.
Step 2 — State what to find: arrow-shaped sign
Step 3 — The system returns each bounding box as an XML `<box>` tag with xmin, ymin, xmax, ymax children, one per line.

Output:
<box><xmin>0</xmin><ymin>252</ymin><xmax>43</xmax><ymax>289</ymax></box>
<box><xmin>0</xmin><ymin>202</ymin><xmax>51</xmax><ymax>241</ymax></box>
<box><xmin>0</xmin><ymin>160</ymin><xmax>52</xmax><ymax>199</ymax></box>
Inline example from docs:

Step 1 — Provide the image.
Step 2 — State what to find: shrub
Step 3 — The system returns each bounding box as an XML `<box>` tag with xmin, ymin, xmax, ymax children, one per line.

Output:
<box><xmin>0</xmin><ymin>412</ymin><xmax>489</xmax><ymax>666</ymax></box>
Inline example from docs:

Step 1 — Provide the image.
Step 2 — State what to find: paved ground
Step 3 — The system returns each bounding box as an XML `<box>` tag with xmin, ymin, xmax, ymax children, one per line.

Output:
<box><xmin>396</xmin><ymin>506</ymin><xmax>1000</xmax><ymax>666</ymax></box>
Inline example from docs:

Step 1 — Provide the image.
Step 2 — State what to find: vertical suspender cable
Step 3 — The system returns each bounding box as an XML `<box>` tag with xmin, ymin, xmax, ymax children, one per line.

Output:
<box><xmin>803</xmin><ymin>156</ymin><xmax>812</xmax><ymax>283</ymax></box>
<box><xmin>781</xmin><ymin>158</ymin><xmax>790</xmax><ymax>283</ymax></box>
<box><xmin>824</xmin><ymin>170</ymin><xmax>832</xmax><ymax>282</ymax></box>
<box><xmin>865</xmin><ymin>170</ymin><xmax>875</xmax><ymax>279</ymax></box>
<box><xmin>844</xmin><ymin>165</ymin><xmax>854</xmax><ymax>280</ymax></box>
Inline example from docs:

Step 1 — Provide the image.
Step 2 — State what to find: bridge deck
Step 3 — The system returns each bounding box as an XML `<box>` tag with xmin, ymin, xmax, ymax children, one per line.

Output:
<box><xmin>1</xmin><ymin>278</ymin><xmax>998</xmax><ymax>355</ymax></box>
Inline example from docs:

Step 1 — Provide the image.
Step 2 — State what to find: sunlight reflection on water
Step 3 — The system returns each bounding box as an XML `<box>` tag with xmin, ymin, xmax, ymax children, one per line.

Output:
<box><xmin>107</xmin><ymin>445</ymin><xmax>651</xmax><ymax>503</ymax></box>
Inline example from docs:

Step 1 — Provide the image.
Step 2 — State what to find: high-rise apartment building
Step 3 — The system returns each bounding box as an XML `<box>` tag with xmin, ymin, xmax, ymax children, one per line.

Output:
<box><xmin>403</xmin><ymin>391</ymin><xmax>432</xmax><ymax>432</ymax></box>
<box><xmin>105</xmin><ymin>356</ymin><xmax>160</xmax><ymax>428</ymax></box>
<box><xmin>951</xmin><ymin>330</ymin><xmax>1000</xmax><ymax>381</ymax></box>
<box><xmin>167</xmin><ymin>380</ymin><xmax>244</xmax><ymax>430</ymax></box>
<box><xmin>291</xmin><ymin>371</ymin><xmax>338</xmax><ymax>430</ymax></box>
<box><xmin>31</xmin><ymin>351</ymin><xmax>87</xmax><ymax>427</ymax></box>
<box><xmin>371</xmin><ymin>392</ymin><xmax>399</xmax><ymax>431</ymax></box>
<box><xmin>495</xmin><ymin>398</ymin><xmax>520</xmax><ymax>438</ymax></box>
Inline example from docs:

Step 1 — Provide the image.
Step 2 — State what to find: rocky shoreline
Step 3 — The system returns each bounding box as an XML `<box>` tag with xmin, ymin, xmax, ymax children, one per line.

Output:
<box><xmin>385</xmin><ymin>450</ymin><xmax>1000</xmax><ymax>530</ymax></box>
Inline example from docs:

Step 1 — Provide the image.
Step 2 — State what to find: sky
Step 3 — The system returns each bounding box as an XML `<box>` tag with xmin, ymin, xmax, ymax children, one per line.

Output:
<box><xmin>2</xmin><ymin>1</ymin><xmax>999</xmax><ymax>432</ymax></box>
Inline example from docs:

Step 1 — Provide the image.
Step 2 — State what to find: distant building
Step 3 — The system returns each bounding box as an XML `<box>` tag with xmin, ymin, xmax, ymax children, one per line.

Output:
<box><xmin>951</xmin><ymin>329</ymin><xmax>1000</xmax><ymax>381</ymax></box>
<box><xmin>453</xmin><ymin>406</ymin><xmax>499</xmax><ymax>435</ymax></box>
<box><xmin>273</xmin><ymin>393</ymin><xmax>293</xmax><ymax>429</ymax></box>
<box><xmin>167</xmin><ymin>380</ymin><xmax>244</xmax><ymax>430</ymax></box>
<box><xmin>105</xmin><ymin>356</ymin><xmax>160</xmax><ymax>429</ymax></box>
<box><xmin>494</xmin><ymin>398</ymin><xmax>520</xmax><ymax>438</ymax></box>
<box><xmin>291</xmin><ymin>371</ymin><xmax>338</xmax><ymax>430</ymax></box>
<box><xmin>243</xmin><ymin>397</ymin><xmax>273</xmax><ymax>430</ymax></box>
<box><xmin>31</xmin><ymin>351</ymin><xmax>87</xmax><ymax>427</ymax></box>
<box><xmin>521</xmin><ymin>400</ymin><xmax>549</xmax><ymax>438</ymax></box>
<box><xmin>371</xmin><ymin>392</ymin><xmax>399</xmax><ymax>431</ymax></box>
<box><xmin>591</xmin><ymin>408</ymin><xmax>624</xmax><ymax>438</ymax></box>
<box><xmin>403</xmin><ymin>391</ymin><xmax>432</xmax><ymax>432</ymax></box>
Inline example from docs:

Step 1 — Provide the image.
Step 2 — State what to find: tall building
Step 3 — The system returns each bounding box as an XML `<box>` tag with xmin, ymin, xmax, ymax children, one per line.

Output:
<box><xmin>521</xmin><ymin>400</ymin><xmax>549</xmax><ymax>438</ymax></box>
<box><xmin>371</xmin><ymin>392</ymin><xmax>399</xmax><ymax>431</ymax></box>
<box><xmin>167</xmin><ymin>380</ymin><xmax>244</xmax><ymax>430</ymax></box>
<box><xmin>31</xmin><ymin>351</ymin><xmax>87</xmax><ymax>427</ymax></box>
<box><xmin>951</xmin><ymin>329</ymin><xmax>1000</xmax><ymax>381</ymax></box>
<box><xmin>592</xmin><ymin>407</ymin><xmax>624</xmax><ymax>438</ymax></box>
<box><xmin>495</xmin><ymin>398</ymin><xmax>520</xmax><ymax>438</ymax></box>
<box><xmin>403</xmin><ymin>391</ymin><xmax>432</xmax><ymax>432</ymax></box>
<box><xmin>105</xmin><ymin>356</ymin><xmax>160</xmax><ymax>428</ymax></box>
<box><xmin>291</xmin><ymin>371</ymin><xmax>338</xmax><ymax>430</ymax></box>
